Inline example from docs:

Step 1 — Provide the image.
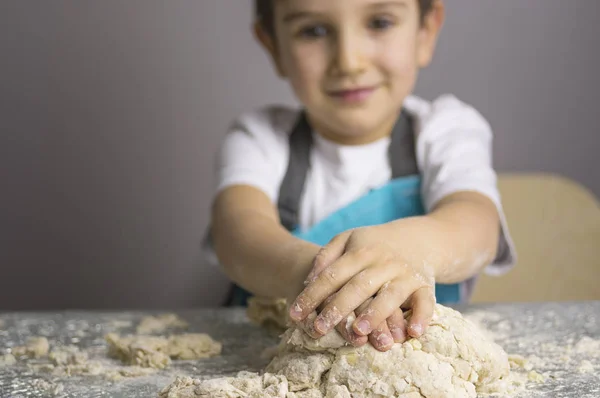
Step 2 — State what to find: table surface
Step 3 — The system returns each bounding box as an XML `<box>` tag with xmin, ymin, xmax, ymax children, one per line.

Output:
<box><xmin>1</xmin><ymin>301</ymin><xmax>599</xmax><ymax>398</ymax></box>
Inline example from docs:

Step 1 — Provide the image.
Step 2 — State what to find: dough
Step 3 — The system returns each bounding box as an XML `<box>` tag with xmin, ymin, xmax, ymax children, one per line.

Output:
<box><xmin>49</xmin><ymin>345</ymin><xmax>89</xmax><ymax>366</ymax></box>
<box><xmin>12</xmin><ymin>337</ymin><xmax>50</xmax><ymax>358</ymax></box>
<box><xmin>160</xmin><ymin>304</ymin><xmax>512</xmax><ymax>397</ymax></box>
<box><xmin>106</xmin><ymin>333</ymin><xmax>221</xmax><ymax>369</ymax></box>
<box><xmin>0</xmin><ymin>354</ymin><xmax>16</xmax><ymax>367</ymax></box>
<box><xmin>137</xmin><ymin>314</ymin><xmax>189</xmax><ymax>334</ymax></box>
<box><xmin>246</xmin><ymin>297</ymin><xmax>289</xmax><ymax>333</ymax></box>
<box><xmin>31</xmin><ymin>379</ymin><xmax>64</xmax><ymax>395</ymax></box>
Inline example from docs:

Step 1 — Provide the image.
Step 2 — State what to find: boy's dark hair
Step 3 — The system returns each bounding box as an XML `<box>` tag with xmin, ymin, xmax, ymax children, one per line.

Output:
<box><xmin>255</xmin><ymin>0</ymin><xmax>435</xmax><ymax>37</ymax></box>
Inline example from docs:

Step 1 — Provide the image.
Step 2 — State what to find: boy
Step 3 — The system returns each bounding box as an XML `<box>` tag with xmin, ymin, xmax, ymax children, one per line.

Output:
<box><xmin>204</xmin><ymin>0</ymin><xmax>516</xmax><ymax>352</ymax></box>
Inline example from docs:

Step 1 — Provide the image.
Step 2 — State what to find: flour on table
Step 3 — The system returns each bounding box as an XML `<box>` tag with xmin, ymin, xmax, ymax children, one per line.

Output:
<box><xmin>137</xmin><ymin>314</ymin><xmax>189</xmax><ymax>334</ymax></box>
<box><xmin>159</xmin><ymin>304</ymin><xmax>522</xmax><ymax>397</ymax></box>
<box><xmin>106</xmin><ymin>333</ymin><xmax>222</xmax><ymax>369</ymax></box>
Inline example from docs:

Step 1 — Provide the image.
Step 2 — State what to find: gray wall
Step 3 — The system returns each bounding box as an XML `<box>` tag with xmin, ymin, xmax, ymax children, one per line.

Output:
<box><xmin>1</xmin><ymin>1</ymin><xmax>598</xmax><ymax>310</ymax></box>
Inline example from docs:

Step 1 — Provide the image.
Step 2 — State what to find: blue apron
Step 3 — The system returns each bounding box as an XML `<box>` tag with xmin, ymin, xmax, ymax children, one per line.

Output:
<box><xmin>225</xmin><ymin>109</ymin><xmax>462</xmax><ymax>306</ymax></box>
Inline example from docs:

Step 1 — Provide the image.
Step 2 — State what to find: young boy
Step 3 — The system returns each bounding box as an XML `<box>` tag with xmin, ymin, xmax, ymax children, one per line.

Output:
<box><xmin>204</xmin><ymin>0</ymin><xmax>516</xmax><ymax>352</ymax></box>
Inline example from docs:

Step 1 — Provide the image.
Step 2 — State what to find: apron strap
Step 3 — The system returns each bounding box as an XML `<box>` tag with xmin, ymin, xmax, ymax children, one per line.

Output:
<box><xmin>277</xmin><ymin>112</ymin><xmax>313</xmax><ymax>231</ymax></box>
<box><xmin>390</xmin><ymin>109</ymin><xmax>419</xmax><ymax>179</ymax></box>
<box><xmin>277</xmin><ymin>109</ymin><xmax>418</xmax><ymax>231</ymax></box>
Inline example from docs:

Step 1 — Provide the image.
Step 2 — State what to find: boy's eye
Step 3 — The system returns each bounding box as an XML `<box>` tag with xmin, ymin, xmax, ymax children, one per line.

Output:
<box><xmin>368</xmin><ymin>17</ymin><xmax>395</xmax><ymax>31</ymax></box>
<box><xmin>298</xmin><ymin>24</ymin><xmax>329</xmax><ymax>39</ymax></box>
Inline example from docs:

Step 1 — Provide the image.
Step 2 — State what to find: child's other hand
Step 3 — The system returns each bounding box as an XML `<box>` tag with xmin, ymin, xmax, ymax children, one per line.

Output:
<box><xmin>289</xmin><ymin>221</ymin><xmax>436</xmax><ymax>351</ymax></box>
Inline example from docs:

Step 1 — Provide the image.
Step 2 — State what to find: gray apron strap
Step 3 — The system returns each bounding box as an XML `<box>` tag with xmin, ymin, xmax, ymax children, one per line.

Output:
<box><xmin>277</xmin><ymin>109</ymin><xmax>418</xmax><ymax>231</ymax></box>
<box><xmin>389</xmin><ymin>109</ymin><xmax>419</xmax><ymax>178</ymax></box>
<box><xmin>277</xmin><ymin>112</ymin><xmax>313</xmax><ymax>231</ymax></box>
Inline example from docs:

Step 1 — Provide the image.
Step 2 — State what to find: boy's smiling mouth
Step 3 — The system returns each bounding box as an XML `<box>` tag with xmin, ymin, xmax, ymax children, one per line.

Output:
<box><xmin>326</xmin><ymin>85</ymin><xmax>380</xmax><ymax>104</ymax></box>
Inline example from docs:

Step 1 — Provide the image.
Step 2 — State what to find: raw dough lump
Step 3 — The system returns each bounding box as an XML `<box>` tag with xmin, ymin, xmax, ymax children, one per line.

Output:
<box><xmin>159</xmin><ymin>304</ymin><xmax>512</xmax><ymax>397</ymax></box>
<box><xmin>106</xmin><ymin>333</ymin><xmax>222</xmax><ymax>369</ymax></box>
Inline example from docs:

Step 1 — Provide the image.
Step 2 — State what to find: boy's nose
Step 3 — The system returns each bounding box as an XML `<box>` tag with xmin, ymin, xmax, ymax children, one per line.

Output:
<box><xmin>330</xmin><ymin>29</ymin><xmax>367</xmax><ymax>78</ymax></box>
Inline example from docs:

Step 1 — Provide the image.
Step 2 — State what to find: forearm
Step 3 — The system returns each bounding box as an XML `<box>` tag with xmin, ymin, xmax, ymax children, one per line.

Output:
<box><xmin>212</xmin><ymin>191</ymin><xmax>319</xmax><ymax>299</ymax></box>
<box><xmin>388</xmin><ymin>191</ymin><xmax>500</xmax><ymax>284</ymax></box>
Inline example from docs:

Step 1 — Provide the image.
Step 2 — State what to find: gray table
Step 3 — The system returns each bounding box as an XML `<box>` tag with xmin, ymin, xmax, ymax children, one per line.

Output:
<box><xmin>1</xmin><ymin>302</ymin><xmax>599</xmax><ymax>397</ymax></box>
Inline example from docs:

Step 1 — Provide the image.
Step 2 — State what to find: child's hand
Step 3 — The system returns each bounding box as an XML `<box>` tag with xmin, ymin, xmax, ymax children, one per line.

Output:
<box><xmin>288</xmin><ymin>221</ymin><xmax>437</xmax><ymax>350</ymax></box>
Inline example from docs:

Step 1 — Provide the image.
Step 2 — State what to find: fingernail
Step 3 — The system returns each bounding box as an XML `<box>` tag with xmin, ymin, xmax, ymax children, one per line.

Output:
<box><xmin>409</xmin><ymin>323</ymin><xmax>423</xmax><ymax>337</ymax></box>
<box><xmin>377</xmin><ymin>333</ymin><xmax>393</xmax><ymax>348</ymax></box>
<box><xmin>390</xmin><ymin>328</ymin><xmax>405</xmax><ymax>342</ymax></box>
<box><xmin>289</xmin><ymin>303</ymin><xmax>302</xmax><ymax>321</ymax></box>
<box><xmin>352</xmin><ymin>335</ymin><xmax>368</xmax><ymax>347</ymax></box>
<box><xmin>314</xmin><ymin>317</ymin><xmax>328</xmax><ymax>334</ymax></box>
<box><xmin>355</xmin><ymin>320</ymin><xmax>370</xmax><ymax>335</ymax></box>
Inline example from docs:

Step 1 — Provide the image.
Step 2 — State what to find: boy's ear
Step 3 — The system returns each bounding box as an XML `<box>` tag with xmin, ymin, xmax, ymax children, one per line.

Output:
<box><xmin>416</xmin><ymin>0</ymin><xmax>445</xmax><ymax>68</ymax></box>
<box><xmin>253</xmin><ymin>21</ymin><xmax>286</xmax><ymax>78</ymax></box>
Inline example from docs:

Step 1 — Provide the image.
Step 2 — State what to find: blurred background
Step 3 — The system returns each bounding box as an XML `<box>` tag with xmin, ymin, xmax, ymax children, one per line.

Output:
<box><xmin>1</xmin><ymin>1</ymin><xmax>599</xmax><ymax>310</ymax></box>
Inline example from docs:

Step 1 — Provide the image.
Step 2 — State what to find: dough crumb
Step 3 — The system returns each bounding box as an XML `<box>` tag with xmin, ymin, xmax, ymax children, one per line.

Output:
<box><xmin>31</xmin><ymin>379</ymin><xmax>64</xmax><ymax>395</ymax></box>
<box><xmin>12</xmin><ymin>337</ymin><xmax>50</xmax><ymax>358</ymax></box>
<box><xmin>106</xmin><ymin>333</ymin><xmax>221</xmax><ymax>369</ymax></box>
<box><xmin>0</xmin><ymin>353</ymin><xmax>16</xmax><ymax>367</ymax></box>
<box><xmin>577</xmin><ymin>360</ymin><xmax>594</xmax><ymax>373</ymax></box>
<box><xmin>160</xmin><ymin>304</ymin><xmax>519</xmax><ymax>398</ymax></box>
<box><xmin>137</xmin><ymin>314</ymin><xmax>189</xmax><ymax>334</ymax></box>
<box><xmin>246</xmin><ymin>297</ymin><xmax>289</xmax><ymax>333</ymax></box>
<box><xmin>527</xmin><ymin>370</ymin><xmax>545</xmax><ymax>382</ymax></box>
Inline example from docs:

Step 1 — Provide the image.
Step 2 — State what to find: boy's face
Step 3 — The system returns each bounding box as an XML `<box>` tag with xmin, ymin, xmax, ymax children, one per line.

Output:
<box><xmin>257</xmin><ymin>0</ymin><xmax>444</xmax><ymax>145</ymax></box>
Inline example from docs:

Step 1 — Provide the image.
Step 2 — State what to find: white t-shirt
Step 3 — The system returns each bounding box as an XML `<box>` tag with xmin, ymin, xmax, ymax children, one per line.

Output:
<box><xmin>207</xmin><ymin>94</ymin><xmax>516</xmax><ymax>276</ymax></box>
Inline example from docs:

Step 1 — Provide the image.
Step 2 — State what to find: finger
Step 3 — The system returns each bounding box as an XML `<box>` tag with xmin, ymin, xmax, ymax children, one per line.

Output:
<box><xmin>406</xmin><ymin>287</ymin><xmax>435</xmax><ymax>338</ymax></box>
<box><xmin>313</xmin><ymin>267</ymin><xmax>393</xmax><ymax>335</ymax></box>
<box><xmin>298</xmin><ymin>311</ymin><xmax>321</xmax><ymax>339</ymax></box>
<box><xmin>305</xmin><ymin>232</ymin><xmax>351</xmax><ymax>284</ymax></box>
<box><xmin>387</xmin><ymin>308</ymin><xmax>408</xmax><ymax>343</ymax></box>
<box><xmin>289</xmin><ymin>249</ymin><xmax>377</xmax><ymax>322</ymax></box>
<box><xmin>335</xmin><ymin>312</ymin><xmax>368</xmax><ymax>347</ymax></box>
<box><xmin>353</xmin><ymin>278</ymin><xmax>417</xmax><ymax>336</ymax></box>
<box><xmin>300</xmin><ymin>294</ymin><xmax>336</xmax><ymax>339</ymax></box>
<box><xmin>369</xmin><ymin>321</ymin><xmax>394</xmax><ymax>352</ymax></box>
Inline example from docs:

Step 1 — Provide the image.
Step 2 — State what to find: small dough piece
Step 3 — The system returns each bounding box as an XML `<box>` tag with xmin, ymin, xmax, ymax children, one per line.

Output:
<box><xmin>0</xmin><ymin>354</ymin><xmax>16</xmax><ymax>367</ymax></box>
<box><xmin>175</xmin><ymin>304</ymin><xmax>512</xmax><ymax>398</ymax></box>
<box><xmin>246</xmin><ymin>297</ymin><xmax>289</xmax><ymax>332</ymax></box>
<box><xmin>167</xmin><ymin>334</ymin><xmax>223</xmax><ymax>360</ymax></box>
<box><xmin>158</xmin><ymin>372</ymin><xmax>289</xmax><ymax>398</ymax></box>
<box><xmin>49</xmin><ymin>345</ymin><xmax>89</xmax><ymax>366</ymax></box>
<box><xmin>527</xmin><ymin>370</ymin><xmax>545</xmax><ymax>382</ymax></box>
<box><xmin>12</xmin><ymin>337</ymin><xmax>50</xmax><ymax>358</ymax></box>
<box><xmin>137</xmin><ymin>314</ymin><xmax>189</xmax><ymax>334</ymax></box>
<box><xmin>106</xmin><ymin>334</ymin><xmax>172</xmax><ymax>369</ymax></box>
<box><xmin>31</xmin><ymin>379</ymin><xmax>64</xmax><ymax>395</ymax></box>
<box><xmin>106</xmin><ymin>333</ymin><xmax>221</xmax><ymax>369</ymax></box>
<box><xmin>578</xmin><ymin>360</ymin><xmax>594</xmax><ymax>373</ymax></box>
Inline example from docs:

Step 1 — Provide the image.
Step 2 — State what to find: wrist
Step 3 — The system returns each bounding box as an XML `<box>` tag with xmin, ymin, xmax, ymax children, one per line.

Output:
<box><xmin>386</xmin><ymin>215</ymin><xmax>450</xmax><ymax>281</ymax></box>
<box><xmin>281</xmin><ymin>239</ymin><xmax>321</xmax><ymax>299</ymax></box>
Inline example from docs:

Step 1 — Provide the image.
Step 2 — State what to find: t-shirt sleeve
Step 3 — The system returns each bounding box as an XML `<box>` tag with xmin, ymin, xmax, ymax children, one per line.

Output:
<box><xmin>214</xmin><ymin>108</ymin><xmax>291</xmax><ymax>201</ymax></box>
<box><xmin>414</xmin><ymin>95</ymin><xmax>517</xmax><ymax>275</ymax></box>
<box><xmin>202</xmin><ymin>107</ymin><xmax>292</xmax><ymax>268</ymax></box>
